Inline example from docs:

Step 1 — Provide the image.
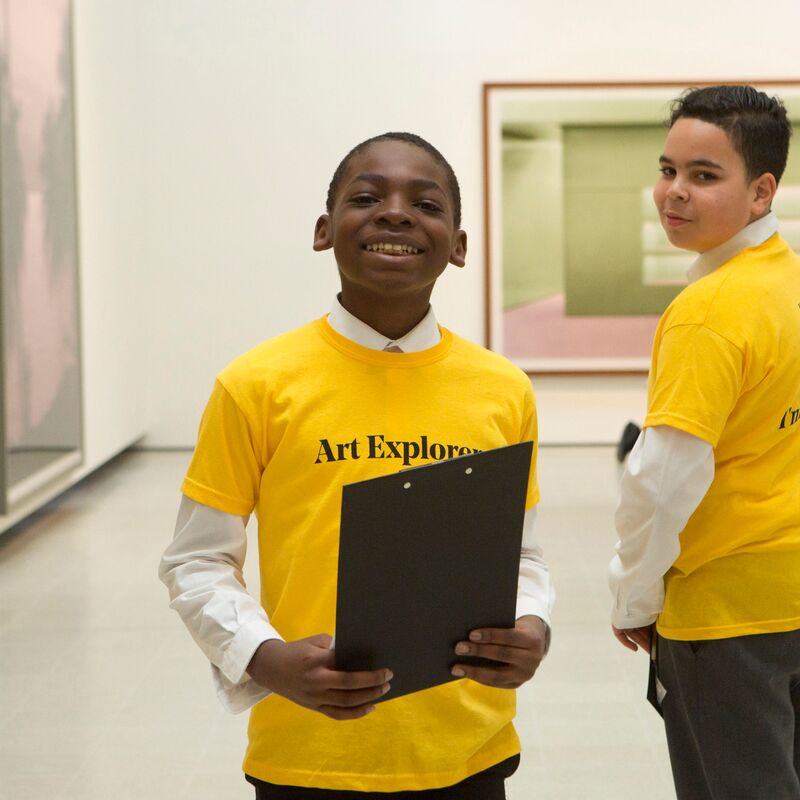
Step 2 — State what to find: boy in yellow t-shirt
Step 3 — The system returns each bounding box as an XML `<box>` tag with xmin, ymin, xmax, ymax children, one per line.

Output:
<box><xmin>160</xmin><ymin>133</ymin><xmax>553</xmax><ymax>799</ymax></box>
<box><xmin>609</xmin><ymin>85</ymin><xmax>800</xmax><ymax>798</ymax></box>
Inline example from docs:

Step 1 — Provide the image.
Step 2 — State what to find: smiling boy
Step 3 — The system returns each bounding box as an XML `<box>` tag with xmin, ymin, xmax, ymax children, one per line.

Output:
<box><xmin>609</xmin><ymin>86</ymin><xmax>800</xmax><ymax>798</ymax></box>
<box><xmin>160</xmin><ymin>133</ymin><xmax>553</xmax><ymax>799</ymax></box>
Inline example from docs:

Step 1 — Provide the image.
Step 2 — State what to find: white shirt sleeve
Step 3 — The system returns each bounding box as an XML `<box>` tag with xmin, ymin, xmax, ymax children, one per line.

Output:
<box><xmin>158</xmin><ymin>495</ymin><xmax>282</xmax><ymax>713</ymax></box>
<box><xmin>609</xmin><ymin>425</ymin><xmax>715</xmax><ymax>629</ymax></box>
<box><xmin>516</xmin><ymin>506</ymin><xmax>555</xmax><ymax>651</ymax></box>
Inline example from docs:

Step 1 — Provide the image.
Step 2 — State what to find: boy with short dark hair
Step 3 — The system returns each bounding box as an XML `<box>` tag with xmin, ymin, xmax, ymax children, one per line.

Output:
<box><xmin>609</xmin><ymin>85</ymin><xmax>800</xmax><ymax>798</ymax></box>
<box><xmin>160</xmin><ymin>132</ymin><xmax>553</xmax><ymax>798</ymax></box>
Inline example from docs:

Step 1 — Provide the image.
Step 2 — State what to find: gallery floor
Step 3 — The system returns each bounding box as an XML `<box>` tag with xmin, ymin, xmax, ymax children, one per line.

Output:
<box><xmin>0</xmin><ymin>448</ymin><xmax>676</xmax><ymax>800</ymax></box>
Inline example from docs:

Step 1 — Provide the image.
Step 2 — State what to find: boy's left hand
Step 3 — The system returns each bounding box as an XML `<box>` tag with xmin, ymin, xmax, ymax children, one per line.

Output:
<box><xmin>450</xmin><ymin>614</ymin><xmax>547</xmax><ymax>689</ymax></box>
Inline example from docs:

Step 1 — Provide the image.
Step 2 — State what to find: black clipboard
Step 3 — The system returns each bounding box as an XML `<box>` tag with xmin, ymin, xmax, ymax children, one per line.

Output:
<box><xmin>334</xmin><ymin>441</ymin><xmax>533</xmax><ymax>701</ymax></box>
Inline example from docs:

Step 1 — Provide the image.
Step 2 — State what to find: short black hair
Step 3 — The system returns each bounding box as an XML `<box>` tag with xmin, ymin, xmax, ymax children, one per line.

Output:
<box><xmin>669</xmin><ymin>85</ymin><xmax>792</xmax><ymax>184</ymax></box>
<box><xmin>326</xmin><ymin>132</ymin><xmax>462</xmax><ymax>227</ymax></box>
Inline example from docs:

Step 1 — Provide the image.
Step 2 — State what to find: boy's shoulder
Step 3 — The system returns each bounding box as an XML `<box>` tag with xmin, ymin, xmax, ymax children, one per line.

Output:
<box><xmin>445</xmin><ymin>328</ymin><xmax>534</xmax><ymax>390</ymax></box>
<box><xmin>218</xmin><ymin>319</ymin><xmax>323</xmax><ymax>387</ymax></box>
<box><xmin>662</xmin><ymin>233</ymin><xmax>799</xmax><ymax>333</ymax></box>
<box><xmin>214</xmin><ymin>319</ymin><xmax>533</xmax><ymax>400</ymax></box>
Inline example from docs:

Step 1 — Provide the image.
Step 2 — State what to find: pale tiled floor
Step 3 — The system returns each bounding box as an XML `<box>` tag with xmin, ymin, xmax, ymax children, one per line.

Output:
<box><xmin>0</xmin><ymin>448</ymin><xmax>676</xmax><ymax>799</ymax></box>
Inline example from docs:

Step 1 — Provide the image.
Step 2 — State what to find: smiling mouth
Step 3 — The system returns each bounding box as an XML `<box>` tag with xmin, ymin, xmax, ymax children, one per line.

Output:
<box><xmin>664</xmin><ymin>212</ymin><xmax>690</xmax><ymax>223</ymax></box>
<box><xmin>364</xmin><ymin>242</ymin><xmax>422</xmax><ymax>255</ymax></box>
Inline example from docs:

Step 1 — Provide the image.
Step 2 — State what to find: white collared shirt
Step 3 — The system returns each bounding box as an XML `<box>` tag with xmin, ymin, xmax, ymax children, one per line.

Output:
<box><xmin>609</xmin><ymin>214</ymin><xmax>779</xmax><ymax>629</ymax></box>
<box><xmin>160</xmin><ymin>302</ymin><xmax>554</xmax><ymax>712</ymax></box>
<box><xmin>328</xmin><ymin>297</ymin><xmax>441</xmax><ymax>352</ymax></box>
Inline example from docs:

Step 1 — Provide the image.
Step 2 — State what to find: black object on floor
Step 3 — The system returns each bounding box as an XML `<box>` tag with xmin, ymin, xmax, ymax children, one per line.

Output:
<box><xmin>616</xmin><ymin>421</ymin><xmax>641</xmax><ymax>463</ymax></box>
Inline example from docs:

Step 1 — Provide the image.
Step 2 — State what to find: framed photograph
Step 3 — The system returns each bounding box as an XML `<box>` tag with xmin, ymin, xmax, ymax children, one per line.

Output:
<box><xmin>483</xmin><ymin>80</ymin><xmax>800</xmax><ymax>373</ymax></box>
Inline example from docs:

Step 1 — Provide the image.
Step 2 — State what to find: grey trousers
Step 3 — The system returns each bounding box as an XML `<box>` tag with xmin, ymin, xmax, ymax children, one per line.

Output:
<box><xmin>658</xmin><ymin>629</ymin><xmax>800</xmax><ymax>800</ymax></box>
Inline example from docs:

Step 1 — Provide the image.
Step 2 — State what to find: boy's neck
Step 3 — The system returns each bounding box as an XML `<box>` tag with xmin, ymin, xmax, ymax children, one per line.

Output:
<box><xmin>338</xmin><ymin>290</ymin><xmax>432</xmax><ymax>341</ymax></box>
<box><xmin>688</xmin><ymin>211</ymin><xmax>778</xmax><ymax>283</ymax></box>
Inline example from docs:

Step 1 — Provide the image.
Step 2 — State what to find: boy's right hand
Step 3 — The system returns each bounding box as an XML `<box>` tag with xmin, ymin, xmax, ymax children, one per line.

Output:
<box><xmin>246</xmin><ymin>635</ymin><xmax>392</xmax><ymax>720</ymax></box>
<box><xmin>612</xmin><ymin>624</ymin><xmax>654</xmax><ymax>654</ymax></box>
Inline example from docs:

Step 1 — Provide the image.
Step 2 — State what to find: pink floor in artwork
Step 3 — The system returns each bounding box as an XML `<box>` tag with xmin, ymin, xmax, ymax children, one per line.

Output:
<box><xmin>503</xmin><ymin>293</ymin><xmax>660</xmax><ymax>359</ymax></box>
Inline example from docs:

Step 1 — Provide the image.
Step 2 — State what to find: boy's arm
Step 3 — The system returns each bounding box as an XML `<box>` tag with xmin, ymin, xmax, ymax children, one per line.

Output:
<box><xmin>516</xmin><ymin>505</ymin><xmax>553</xmax><ymax>656</ymax></box>
<box><xmin>508</xmin><ymin>382</ymin><xmax>553</xmax><ymax>652</ymax></box>
<box><xmin>159</xmin><ymin>495</ymin><xmax>281</xmax><ymax>713</ymax></box>
<box><xmin>160</xmin><ymin>496</ymin><xmax>393</xmax><ymax>718</ymax></box>
<box><xmin>608</xmin><ymin>425</ymin><xmax>714</xmax><ymax>650</ymax></box>
<box><xmin>516</xmin><ymin>506</ymin><xmax>554</xmax><ymax>632</ymax></box>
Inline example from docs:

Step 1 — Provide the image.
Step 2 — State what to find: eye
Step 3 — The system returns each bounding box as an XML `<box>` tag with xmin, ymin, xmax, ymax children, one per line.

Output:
<box><xmin>658</xmin><ymin>166</ymin><xmax>676</xmax><ymax>177</ymax></box>
<box><xmin>695</xmin><ymin>171</ymin><xmax>718</xmax><ymax>181</ymax></box>
<box><xmin>415</xmin><ymin>199</ymin><xmax>444</xmax><ymax>213</ymax></box>
<box><xmin>349</xmin><ymin>193</ymin><xmax>378</xmax><ymax>206</ymax></box>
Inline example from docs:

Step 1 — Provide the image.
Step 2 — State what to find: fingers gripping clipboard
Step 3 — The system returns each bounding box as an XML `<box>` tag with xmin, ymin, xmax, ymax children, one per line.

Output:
<box><xmin>334</xmin><ymin>441</ymin><xmax>533</xmax><ymax>702</ymax></box>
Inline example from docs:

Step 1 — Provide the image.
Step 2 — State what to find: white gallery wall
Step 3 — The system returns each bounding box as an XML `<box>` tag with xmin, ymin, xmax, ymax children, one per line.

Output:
<box><xmin>73</xmin><ymin>0</ymin><xmax>800</xmax><ymax>448</ymax></box>
<box><xmin>73</xmin><ymin>1</ymin><xmax>146</xmax><ymax>468</ymax></box>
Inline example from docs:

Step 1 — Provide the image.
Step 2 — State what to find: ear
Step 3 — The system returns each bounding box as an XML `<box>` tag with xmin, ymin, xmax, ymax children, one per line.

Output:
<box><xmin>751</xmin><ymin>172</ymin><xmax>778</xmax><ymax>217</ymax></box>
<box><xmin>313</xmin><ymin>214</ymin><xmax>333</xmax><ymax>251</ymax></box>
<box><xmin>448</xmin><ymin>229</ymin><xmax>467</xmax><ymax>268</ymax></box>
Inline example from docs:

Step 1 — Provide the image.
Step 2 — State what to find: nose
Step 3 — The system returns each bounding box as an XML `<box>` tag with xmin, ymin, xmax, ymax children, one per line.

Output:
<box><xmin>376</xmin><ymin>196</ymin><xmax>414</xmax><ymax>226</ymax></box>
<box><xmin>666</xmin><ymin>175</ymin><xmax>689</xmax><ymax>202</ymax></box>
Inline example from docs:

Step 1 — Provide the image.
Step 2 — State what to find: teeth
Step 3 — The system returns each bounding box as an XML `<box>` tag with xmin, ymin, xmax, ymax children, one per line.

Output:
<box><xmin>366</xmin><ymin>243</ymin><xmax>420</xmax><ymax>255</ymax></box>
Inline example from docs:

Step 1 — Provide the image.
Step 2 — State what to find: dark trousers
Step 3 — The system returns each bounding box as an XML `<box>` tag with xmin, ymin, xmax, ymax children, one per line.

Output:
<box><xmin>658</xmin><ymin>630</ymin><xmax>800</xmax><ymax>800</ymax></box>
<box><xmin>246</xmin><ymin>754</ymin><xmax>519</xmax><ymax>799</ymax></box>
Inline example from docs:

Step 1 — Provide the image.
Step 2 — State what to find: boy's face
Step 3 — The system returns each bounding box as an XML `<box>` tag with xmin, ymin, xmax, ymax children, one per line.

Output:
<box><xmin>654</xmin><ymin>117</ymin><xmax>776</xmax><ymax>253</ymax></box>
<box><xmin>313</xmin><ymin>140</ymin><xmax>466</xmax><ymax>305</ymax></box>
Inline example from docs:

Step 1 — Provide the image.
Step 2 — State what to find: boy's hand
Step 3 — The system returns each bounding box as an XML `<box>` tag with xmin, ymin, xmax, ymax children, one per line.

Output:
<box><xmin>247</xmin><ymin>635</ymin><xmax>392</xmax><ymax>720</ymax></box>
<box><xmin>612</xmin><ymin>624</ymin><xmax>654</xmax><ymax>654</ymax></box>
<box><xmin>450</xmin><ymin>614</ymin><xmax>547</xmax><ymax>689</ymax></box>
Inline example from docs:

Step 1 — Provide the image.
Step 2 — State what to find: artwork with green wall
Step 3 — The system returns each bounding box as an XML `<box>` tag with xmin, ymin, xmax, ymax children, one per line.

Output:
<box><xmin>486</xmin><ymin>82</ymin><xmax>800</xmax><ymax>371</ymax></box>
<box><xmin>562</xmin><ymin>124</ymin><xmax>683</xmax><ymax>315</ymax></box>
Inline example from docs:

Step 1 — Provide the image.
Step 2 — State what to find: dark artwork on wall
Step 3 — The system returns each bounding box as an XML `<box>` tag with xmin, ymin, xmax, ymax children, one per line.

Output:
<box><xmin>0</xmin><ymin>0</ymin><xmax>82</xmax><ymax>512</ymax></box>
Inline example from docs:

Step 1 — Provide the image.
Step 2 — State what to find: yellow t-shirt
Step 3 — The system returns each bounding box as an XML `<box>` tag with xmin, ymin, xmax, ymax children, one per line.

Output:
<box><xmin>182</xmin><ymin>317</ymin><xmax>540</xmax><ymax>791</ymax></box>
<box><xmin>645</xmin><ymin>234</ymin><xmax>800</xmax><ymax>641</ymax></box>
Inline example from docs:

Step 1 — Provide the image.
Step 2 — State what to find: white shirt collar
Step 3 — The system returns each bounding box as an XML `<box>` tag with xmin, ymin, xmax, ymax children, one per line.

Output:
<box><xmin>687</xmin><ymin>211</ymin><xmax>779</xmax><ymax>284</ymax></box>
<box><xmin>327</xmin><ymin>296</ymin><xmax>441</xmax><ymax>352</ymax></box>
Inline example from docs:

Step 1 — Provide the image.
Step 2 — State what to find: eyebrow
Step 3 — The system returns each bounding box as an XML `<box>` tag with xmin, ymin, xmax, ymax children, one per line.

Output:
<box><xmin>659</xmin><ymin>155</ymin><xmax>725</xmax><ymax>170</ymax></box>
<box><xmin>351</xmin><ymin>173</ymin><xmax>446</xmax><ymax>194</ymax></box>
